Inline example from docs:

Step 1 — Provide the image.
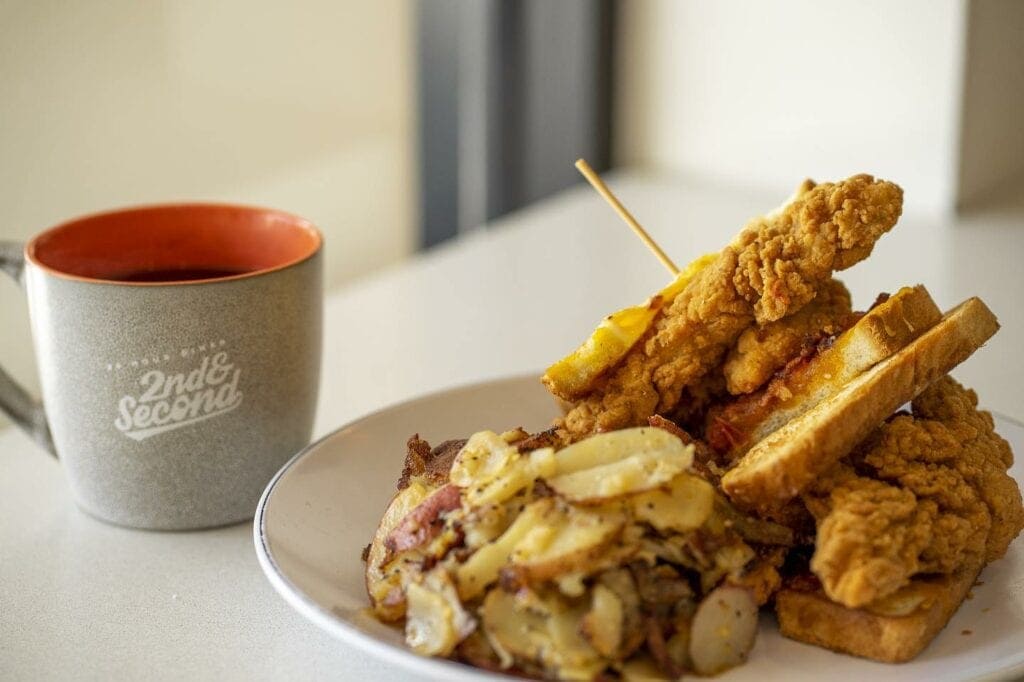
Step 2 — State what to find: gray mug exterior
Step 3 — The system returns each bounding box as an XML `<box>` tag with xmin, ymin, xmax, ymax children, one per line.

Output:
<box><xmin>23</xmin><ymin>252</ymin><xmax>322</xmax><ymax>530</ymax></box>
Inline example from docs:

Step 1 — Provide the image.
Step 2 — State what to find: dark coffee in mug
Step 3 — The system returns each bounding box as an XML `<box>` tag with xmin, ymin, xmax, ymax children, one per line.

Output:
<box><xmin>112</xmin><ymin>267</ymin><xmax>252</xmax><ymax>282</ymax></box>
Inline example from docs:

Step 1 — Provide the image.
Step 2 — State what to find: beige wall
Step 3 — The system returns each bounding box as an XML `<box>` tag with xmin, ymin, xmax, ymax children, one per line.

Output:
<box><xmin>957</xmin><ymin>0</ymin><xmax>1024</xmax><ymax>207</ymax></box>
<box><xmin>0</xmin><ymin>1</ymin><xmax>415</xmax><ymax>411</ymax></box>
<box><xmin>614</xmin><ymin>0</ymin><xmax>966</xmax><ymax>213</ymax></box>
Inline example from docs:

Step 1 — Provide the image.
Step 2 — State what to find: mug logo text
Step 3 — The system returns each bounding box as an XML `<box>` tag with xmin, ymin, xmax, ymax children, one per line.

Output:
<box><xmin>114</xmin><ymin>351</ymin><xmax>243</xmax><ymax>441</ymax></box>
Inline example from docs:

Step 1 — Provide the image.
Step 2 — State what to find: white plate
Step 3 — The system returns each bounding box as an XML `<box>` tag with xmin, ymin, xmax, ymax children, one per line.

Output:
<box><xmin>254</xmin><ymin>374</ymin><xmax>1024</xmax><ymax>681</ymax></box>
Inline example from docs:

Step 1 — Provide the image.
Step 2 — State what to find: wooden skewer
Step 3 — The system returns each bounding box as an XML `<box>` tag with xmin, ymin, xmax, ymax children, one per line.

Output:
<box><xmin>574</xmin><ymin>158</ymin><xmax>679</xmax><ymax>276</ymax></box>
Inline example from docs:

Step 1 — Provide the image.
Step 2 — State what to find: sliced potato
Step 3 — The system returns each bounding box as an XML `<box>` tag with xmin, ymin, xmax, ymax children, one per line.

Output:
<box><xmin>552</xmin><ymin>539</ymin><xmax>643</xmax><ymax>598</ymax></box>
<box><xmin>481</xmin><ymin>587</ymin><xmax>605</xmax><ymax>679</ymax></box>
<box><xmin>555</xmin><ymin>571</ymin><xmax>588</xmax><ymax>598</ymax></box>
<box><xmin>631</xmin><ymin>473</ymin><xmax>715</xmax><ymax>533</ymax></box>
<box><xmin>461</xmin><ymin>503</ymin><xmax>511</xmax><ymax>550</ymax></box>
<box><xmin>510</xmin><ymin>501</ymin><xmax>626</xmax><ymax>582</ymax></box>
<box><xmin>365</xmin><ymin>479</ymin><xmax>433</xmax><ymax>620</ymax></box>
<box><xmin>467</xmin><ymin>447</ymin><xmax>556</xmax><ymax>507</ymax></box>
<box><xmin>455</xmin><ymin>499</ymin><xmax>553</xmax><ymax>600</ymax></box>
<box><xmin>580</xmin><ymin>584</ymin><xmax>624</xmax><ymax>658</ymax></box>
<box><xmin>689</xmin><ymin>585</ymin><xmax>758</xmax><ymax>675</ymax></box>
<box><xmin>547</xmin><ymin>428</ymin><xmax>694</xmax><ymax>503</ymax></box>
<box><xmin>597</xmin><ymin>568</ymin><xmax>646</xmax><ymax>658</ymax></box>
<box><xmin>549</xmin><ymin>452</ymin><xmax>692</xmax><ymax>504</ymax></box>
<box><xmin>553</xmin><ymin>427</ymin><xmax>692</xmax><ymax>475</ymax></box>
<box><xmin>458</xmin><ymin>497</ymin><xmax>626</xmax><ymax>597</ymax></box>
<box><xmin>405</xmin><ymin>583</ymin><xmax>454</xmax><ymax>656</ymax></box>
<box><xmin>404</xmin><ymin>569</ymin><xmax>476</xmax><ymax>657</ymax></box>
<box><xmin>449</xmin><ymin>431</ymin><xmax>518</xmax><ymax>488</ymax></box>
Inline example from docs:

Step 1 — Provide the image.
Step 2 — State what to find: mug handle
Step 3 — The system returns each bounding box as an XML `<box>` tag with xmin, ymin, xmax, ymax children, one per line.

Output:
<box><xmin>0</xmin><ymin>240</ymin><xmax>56</xmax><ymax>456</ymax></box>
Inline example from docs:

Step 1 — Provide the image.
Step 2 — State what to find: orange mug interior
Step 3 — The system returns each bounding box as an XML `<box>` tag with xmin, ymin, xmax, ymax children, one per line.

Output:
<box><xmin>26</xmin><ymin>204</ymin><xmax>321</xmax><ymax>284</ymax></box>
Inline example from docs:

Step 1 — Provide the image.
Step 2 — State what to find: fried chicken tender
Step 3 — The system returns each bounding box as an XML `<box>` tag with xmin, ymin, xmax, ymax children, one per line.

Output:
<box><xmin>560</xmin><ymin>175</ymin><xmax>903</xmax><ymax>439</ymax></box>
<box><xmin>804</xmin><ymin>377</ymin><xmax>1024</xmax><ymax>609</ymax></box>
<box><xmin>723</xmin><ymin>279</ymin><xmax>854</xmax><ymax>395</ymax></box>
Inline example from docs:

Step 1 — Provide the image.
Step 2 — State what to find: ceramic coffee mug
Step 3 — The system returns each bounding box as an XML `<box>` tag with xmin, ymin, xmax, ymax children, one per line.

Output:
<box><xmin>0</xmin><ymin>204</ymin><xmax>322</xmax><ymax>529</ymax></box>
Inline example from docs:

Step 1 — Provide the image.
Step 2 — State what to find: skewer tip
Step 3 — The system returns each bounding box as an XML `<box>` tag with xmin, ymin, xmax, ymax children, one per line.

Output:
<box><xmin>573</xmin><ymin>158</ymin><xmax>679</xmax><ymax>277</ymax></box>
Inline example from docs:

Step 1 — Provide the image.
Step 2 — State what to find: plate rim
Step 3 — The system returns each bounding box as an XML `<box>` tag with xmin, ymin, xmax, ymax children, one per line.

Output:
<box><xmin>254</xmin><ymin>374</ymin><xmax>1024</xmax><ymax>681</ymax></box>
<box><xmin>254</xmin><ymin>374</ymin><xmax>541</xmax><ymax>681</ymax></box>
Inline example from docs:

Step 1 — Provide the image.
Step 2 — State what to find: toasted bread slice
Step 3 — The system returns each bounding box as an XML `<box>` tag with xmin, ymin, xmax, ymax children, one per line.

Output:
<box><xmin>775</xmin><ymin>564</ymin><xmax>982</xmax><ymax>663</ymax></box>
<box><xmin>721</xmin><ymin>297</ymin><xmax>1000</xmax><ymax>511</ymax></box>
<box><xmin>708</xmin><ymin>286</ymin><xmax>941</xmax><ymax>459</ymax></box>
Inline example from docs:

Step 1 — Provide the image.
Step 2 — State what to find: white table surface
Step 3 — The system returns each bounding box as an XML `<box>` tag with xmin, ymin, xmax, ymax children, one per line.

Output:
<box><xmin>3</xmin><ymin>172</ymin><xmax>1023</xmax><ymax>680</ymax></box>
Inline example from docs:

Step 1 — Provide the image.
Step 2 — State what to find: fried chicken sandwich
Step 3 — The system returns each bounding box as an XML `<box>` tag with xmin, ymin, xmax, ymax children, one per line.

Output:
<box><xmin>364</xmin><ymin>173</ymin><xmax>1023</xmax><ymax>678</ymax></box>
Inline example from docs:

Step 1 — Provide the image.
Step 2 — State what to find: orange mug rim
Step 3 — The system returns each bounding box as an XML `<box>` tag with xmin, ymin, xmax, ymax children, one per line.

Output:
<box><xmin>24</xmin><ymin>202</ymin><xmax>323</xmax><ymax>286</ymax></box>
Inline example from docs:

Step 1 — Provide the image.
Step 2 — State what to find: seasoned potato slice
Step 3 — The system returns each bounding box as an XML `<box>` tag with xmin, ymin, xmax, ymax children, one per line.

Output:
<box><xmin>597</xmin><ymin>568</ymin><xmax>646</xmax><ymax>658</ymax></box>
<box><xmin>405</xmin><ymin>569</ymin><xmax>476</xmax><ymax>657</ymax></box>
<box><xmin>365</xmin><ymin>479</ymin><xmax>433</xmax><ymax>620</ymax></box>
<box><xmin>370</xmin><ymin>423</ymin><xmax>770</xmax><ymax>676</ymax></box>
<box><xmin>457</xmin><ymin>498</ymin><xmax>626</xmax><ymax>597</ymax></box>
<box><xmin>450</xmin><ymin>429</ymin><xmax>557</xmax><ymax>508</ymax></box>
<box><xmin>456</xmin><ymin>499</ymin><xmax>553</xmax><ymax>600</ymax></box>
<box><xmin>689</xmin><ymin>586</ymin><xmax>758</xmax><ymax>675</ymax></box>
<box><xmin>468</xmin><ymin>447</ymin><xmax>556</xmax><ymax>507</ymax></box>
<box><xmin>548</xmin><ymin>453</ymin><xmax>691</xmax><ymax>504</ymax></box>
<box><xmin>449</xmin><ymin>431</ymin><xmax>517</xmax><ymax>488</ymax></box>
<box><xmin>482</xmin><ymin>588</ymin><xmax>606</xmax><ymax>679</ymax></box>
<box><xmin>554</xmin><ymin>427</ymin><xmax>692</xmax><ymax>474</ymax></box>
<box><xmin>631</xmin><ymin>473</ymin><xmax>715</xmax><ymax>533</ymax></box>
<box><xmin>461</xmin><ymin>502</ymin><xmax>511</xmax><ymax>550</ymax></box>
<box><xmin>580</xmin><ymin>584</ymin><xmax>623</xmax><ymax>658</ymax></box>
<box><xmin>510</xmin><ymin>501</ymin><xmax>626</xmax><ymax>582</ymax></box>
<box><xmin>404</xmin><ymin>583</ymin><xmax>456</xmax><ymax>655</ymax></box>
<box><xmin>548</xmin><ymin>428</ymin><xmax>694</xmax><ymax>503</ymax></box>
<box><xmin>553</xmin><ymin>571</ymin><xmax>588</xmax><ymax>598</ymax></box>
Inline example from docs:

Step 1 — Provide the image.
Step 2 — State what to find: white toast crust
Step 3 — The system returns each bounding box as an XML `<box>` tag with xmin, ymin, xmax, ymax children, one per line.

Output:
<box><xmin>721</xmin><ymin>297</ymin><xmax>1000</xmax><ymax>511</ymax></box>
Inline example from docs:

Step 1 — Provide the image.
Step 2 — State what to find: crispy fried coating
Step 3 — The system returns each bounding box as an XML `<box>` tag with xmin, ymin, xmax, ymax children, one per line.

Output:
<box><xmin>560</xmin><ymin>175</ymin><xmax>903</xmax><ymax>439</ymax></box>
<box><xmin>398</xmin><ymin>436</ymin><xmax>466</xmax><ymax>489</ymax></box>
<box><xmin>804</xmin><ymin>377</ymin><xmax>1023</xmax><ymax>609</ymax></box>
<box><xmin>723</xmin><ymin>279</ymin><xmax>854</xmax><ymax>395</ymax></box>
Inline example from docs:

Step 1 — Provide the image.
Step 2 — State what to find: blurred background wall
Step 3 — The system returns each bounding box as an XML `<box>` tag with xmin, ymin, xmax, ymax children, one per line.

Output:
<box><xmin>615</xmin><ymin>0</ymin><xmax>1024</xmax><ymax>213</ymax></box>
<box><xmin>1</xmin><ymin>0</ymin><xmax>1022</xmax><ymax>427</ymax></box>
<box><xmin>0</xmin><ymin>0</ymin><xmax>415</xmax><ymax>401</ymax></box>
<box><xmin>615</xmin><ymin>0</ymin><xmax>966</xmax><ymax>213</ymax></box>
<box><xmin>956</xmin><ymin>0</ymin><xmax>1024</xmax><ymax>207</ymax></box>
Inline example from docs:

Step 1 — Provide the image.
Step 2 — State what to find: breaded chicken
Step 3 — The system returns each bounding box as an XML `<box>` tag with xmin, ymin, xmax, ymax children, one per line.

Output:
<box><xmin>723</xmin><ymin>279</ymin><xmax>854</xmax><ymax>395</ymax></box>
<box><xmin>803</xmin><ymin>377</ymin><xmax>1024</xmax><ymax>609</ymax></box>
<box><xmin>707</xmin><ymin>286</ymin><xmax>942</xmax><ymax>462</ymax></box>
<box><xmin>559</xmin><ymin>175</ymin><xmax>903</xmax><ymax>439</ymax></box>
